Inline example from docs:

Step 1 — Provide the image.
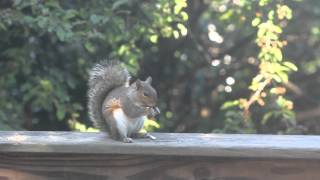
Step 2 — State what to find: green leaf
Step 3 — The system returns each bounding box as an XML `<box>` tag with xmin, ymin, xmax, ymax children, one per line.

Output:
<box><xmin>276</xmin><ymin>71</ymin><xmax>288</xmax><ymax>82</ymax></box>
<box><xmin>56</xmin><ymin>27</ymin><xmax>66</xmax><ymax>41</ymax></box>
<box><xmin>90</xmin><ymin>14</ymin><xmax>99</xmax><ymax>24</ymax></box>
<box><xmin>273</xmin><ymin>48</ymin><xmax>283</xmax><ymax>61</ymax></box>
<box><xmin>64</xmin><ymin>10</ymin><xmax>78</xmax><ymax>20</ymax></box>
<box><xmin>283</xmin><ymin>61</ymin><xmax>298</xmax><ymax>71</ymax></box>
<box><xmin>177</xmin><ymin>23</ymin><xmax>187</xmax><ymax>36</ymax></box>
<box><xmin>173</xmin><ymin>30</ymin><xmax>180</xmax><ymax>39</ymax></box>
<box><xmin>0</xmin><ymin>22</ymin><xmax>7</xmax><ymax>30</ymax></box>
<box><xmin>273</xmin><ymin>25</ymin><xmax>282</xmax><ymax>34</ymax></box>
<box><xmin>220</xmin><ymin>9</ymin><xmax>234</xmax><ymax>21</ymax></box>
<box><xmin>268</xmin><ymin>10</ymin><xmax>274</xmax><ymax>20</ymax></box>
<box><xmin>13</xmin><ymin>0</ymin><xmax>22</xmax><ymax>6</ymax></box>
<box><xmin>174</xmin><ymin>0</ymin><xmax>187</xmax><ymax>14</ymax></box>
<box><xmin>84</xmin><ymin>42</ymin><xmax>96</xmax><ymax>53</ymax></box>
<box><xmin>56</xmin><ymin>105</ymin><xmax>66</xmax><ymax>120</ymax></box>
<box><xmin>144</xmin><ymin>119</ymin><xmax>160</xmax><ymax>131</ymax></box>
<box><xmin>45</xmin><ymin>0</ymin><xmax>60</xmax><ymax>8</ymax></box>
<box><xmin>259</xmin><ymin>0</ymin><xmax>270</xmax><ymax>6</ymax></box>
<box><xmin>149</xmin><ymin>35</ymin><xmax>158</xmax><ymax>43</ymax></box>
<box><xmin>180</xmin><ymin>11</ymin><xmax>189</xmax><ymax>21</ymax></box>
<box><xmin>221</xmin><ymin>100</ymin><xmax>240</xmax><ymax>110</ymax></box>
<box><xmin>37</xmin><ymin>17</ymin><xmax>47</xmax><ymax>28</ymax></box>
<box><xmin>252</xmin><ymin>74</ymin><xmax>264</xmax><ymax>83</ymax></box>
<box><xmin>262</xmin><ymin>112</ymin><xmax>273</xmax><ymax>125</ymax></box>
<box><xmin>251</xmin><ymin>17</ymin><xmax>261</xmax><ymax>27</ymax></box>
<box><xmin>112</xmin><ymin>0</ymin><xmax>129</xmax><ymax>10</ymax></box>
<box><xmin>272</xmin><ymin>74</ymin><xmax>282</xmax><ymax>83</ymax></box>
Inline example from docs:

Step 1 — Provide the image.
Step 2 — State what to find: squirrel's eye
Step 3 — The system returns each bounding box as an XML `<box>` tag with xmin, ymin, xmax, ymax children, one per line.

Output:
<box><xmin>143</xmin><ymin>92</ymin><xmax>149</xmax><ymax>97</ymax></box>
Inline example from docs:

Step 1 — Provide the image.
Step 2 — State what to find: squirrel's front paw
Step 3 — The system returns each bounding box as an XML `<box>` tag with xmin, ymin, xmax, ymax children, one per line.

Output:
<box><xmin>146</xmin><ymin>107</ymin><xmax>160</xmax><ymax>119</ymax></box>
<box><xmin>122</xmin><ymin>137</ymin><xmax>133</xmax><ymax>143</ymax></box>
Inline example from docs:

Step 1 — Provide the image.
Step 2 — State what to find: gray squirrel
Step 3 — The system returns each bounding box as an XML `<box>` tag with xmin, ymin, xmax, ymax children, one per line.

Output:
<box><xmin>88</xmin><ymin>61</ymin><xmax>160</xmax><ymax>143</ymax></box>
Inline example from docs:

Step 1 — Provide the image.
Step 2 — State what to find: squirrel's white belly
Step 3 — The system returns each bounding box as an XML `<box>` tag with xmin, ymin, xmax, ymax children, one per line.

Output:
<box><xmin>113</xmin><ymin>108</ymin><xmax>146</xmax><ymax>136</ymax></box>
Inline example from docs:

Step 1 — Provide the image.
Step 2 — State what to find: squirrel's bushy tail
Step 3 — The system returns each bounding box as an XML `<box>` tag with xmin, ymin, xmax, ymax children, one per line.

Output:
<box><xmin>88</xmin><ymin>60</ymin><xmax>130</xmax><ymax>131</ymax></box>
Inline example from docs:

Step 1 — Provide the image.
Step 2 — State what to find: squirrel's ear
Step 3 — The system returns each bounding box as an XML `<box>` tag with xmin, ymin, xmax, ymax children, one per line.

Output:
<box><xmin>135</xmin><ymin>79</ymin><xmax>142</xmax><ymax>90</ymax></box>
<box><xmin>145</xmin><ymin>76</ymin><xmax>152</xmax><ymax>84</ymax></box>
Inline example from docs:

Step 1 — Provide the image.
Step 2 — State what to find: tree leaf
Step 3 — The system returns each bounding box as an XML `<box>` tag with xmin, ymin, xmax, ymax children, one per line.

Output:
<box><xmin>221</xmin><ymin>100</ymin><xmax>240</xmax><ymax>110</ymax></box>
<box><xmin>252</xmin><ymin>17</ymin><xmax>261</xmax><ymax>27</ymax></box>
<box><xmin>56</xmin><ymin>105</ymin><xmax>66</xmax><ymax>120</ymax></box>
<box><xmin>112</xmin><ymin>0</ymin><xmax>129</xmax><ymax>10</ymax></box>
<box><xmin>262</xmin><ymin>112</ymin><xmax>273</xmax><ymax>125</ymax></box>
<box><xmin>283</xmin><ymin>61</ymin><xmax>298</xmax><ymax>71</ymax></box>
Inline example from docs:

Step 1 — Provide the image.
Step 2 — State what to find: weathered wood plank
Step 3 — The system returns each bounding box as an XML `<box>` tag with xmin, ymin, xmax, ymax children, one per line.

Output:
<box><xmin>0</xmin><ymin>131</ymin><xmax>320</xmax><ymax>159</ymax></box>
<box><xmin>0</xmin><ymin>153</ymin><xmax>319</xmax><ymax>180</ymax></box>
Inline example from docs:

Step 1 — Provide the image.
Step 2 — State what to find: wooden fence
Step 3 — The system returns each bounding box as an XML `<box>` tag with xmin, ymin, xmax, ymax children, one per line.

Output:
<box><xmin>0</xmin><ymin>131</ymin><xmax>319</xmax><ymax>180</ymax></box>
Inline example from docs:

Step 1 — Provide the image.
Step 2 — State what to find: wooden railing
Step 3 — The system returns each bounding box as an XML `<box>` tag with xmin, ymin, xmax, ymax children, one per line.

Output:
<box><xmin>0</xmin><ymin>131</ymin><xmax>319</xmax><ymax>180</ymax></box>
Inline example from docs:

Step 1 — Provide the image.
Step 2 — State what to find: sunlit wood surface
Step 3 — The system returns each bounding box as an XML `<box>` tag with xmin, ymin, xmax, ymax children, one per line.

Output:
<box><xmin>0</xmin><ymin>131</ymin><xmax>319</xmax><ymax>180</ymax></box>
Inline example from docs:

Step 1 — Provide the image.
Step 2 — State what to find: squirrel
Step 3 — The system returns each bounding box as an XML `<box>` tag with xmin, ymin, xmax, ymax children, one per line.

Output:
<box><xmin>88</xmin><ymin>60</ymin><xmax>160</xmax><ymax>143</ymax></box>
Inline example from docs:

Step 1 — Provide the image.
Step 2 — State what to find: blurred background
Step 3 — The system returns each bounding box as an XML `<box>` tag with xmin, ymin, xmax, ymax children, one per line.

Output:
<box><xmin>1</xmin><ymin>0</ymin><xmax>320</xmax><ymax>134</ymax></box>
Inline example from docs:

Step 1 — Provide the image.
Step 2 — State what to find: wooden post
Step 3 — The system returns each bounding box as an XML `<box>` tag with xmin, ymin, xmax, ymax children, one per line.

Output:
<box><xmin>0</xmin><ymin>131</ymin><xmax>319</xmax><ymax>180</ymax></box>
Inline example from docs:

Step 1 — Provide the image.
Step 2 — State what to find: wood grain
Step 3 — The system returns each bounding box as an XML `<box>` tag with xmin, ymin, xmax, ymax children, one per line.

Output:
<box><xmin>0</xmin><ymin>132</ymin><xmax>319</xmax><ymax>179</ymax></box>
<box><xmin>0</xmin><ymin>131</ymin><xmax>320</xmax><ymax>159</ymax></box>
<box><xmin>0</xmin><ymin>153</ymin><xmax>319</xmax><ymax>180</ymax></box>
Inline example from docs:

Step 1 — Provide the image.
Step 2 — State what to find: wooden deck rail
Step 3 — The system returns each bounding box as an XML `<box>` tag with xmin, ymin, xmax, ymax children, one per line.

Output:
<box><xmin>0</xmin><ymin>131</ymin><xmax>319</xmax><ymax>179</ymax></box>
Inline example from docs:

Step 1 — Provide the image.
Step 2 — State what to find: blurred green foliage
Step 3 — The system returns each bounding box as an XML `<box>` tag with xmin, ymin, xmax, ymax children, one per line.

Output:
<box><xmin>1</xmin><ymin>0</ymin><xmax>320</xmax><ymax>135</ymax></box>
<box><xmin>0</xmin><ymin>0</ymin><xmax>187</xmax><ymax>130</ymax></box>
<box><xmin>222</xmin><ymin>1</ymin><xmax>298</xmax><ymax>134</ymax></box>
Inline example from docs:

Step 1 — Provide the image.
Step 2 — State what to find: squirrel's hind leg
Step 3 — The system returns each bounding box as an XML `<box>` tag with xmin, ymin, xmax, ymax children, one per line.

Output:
<box><xmin>103</xmin><ymin>106</ymin><xmax>120</xmax><ymax>140</ymax></box>
<box><xmin>104</xmin><ymin>99</ymin><xmax>133</xmax><ymax>143</ymax></box>
<box><xmin>112</xmin><ymin>108</ymin><xmax>133</xmax><ymax>143</ymax></box>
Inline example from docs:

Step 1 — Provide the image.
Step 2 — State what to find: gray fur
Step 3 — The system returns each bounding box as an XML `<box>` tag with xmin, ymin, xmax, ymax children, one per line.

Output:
<box><xmin>88</xmin><ymin>60</ymin><xmax>159</xmax><ymax>142</ymax></box>
<box><xmin>88</xmin><ymin>60</ymin><xmax>130</xmax><ymax>131</ymax></box>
